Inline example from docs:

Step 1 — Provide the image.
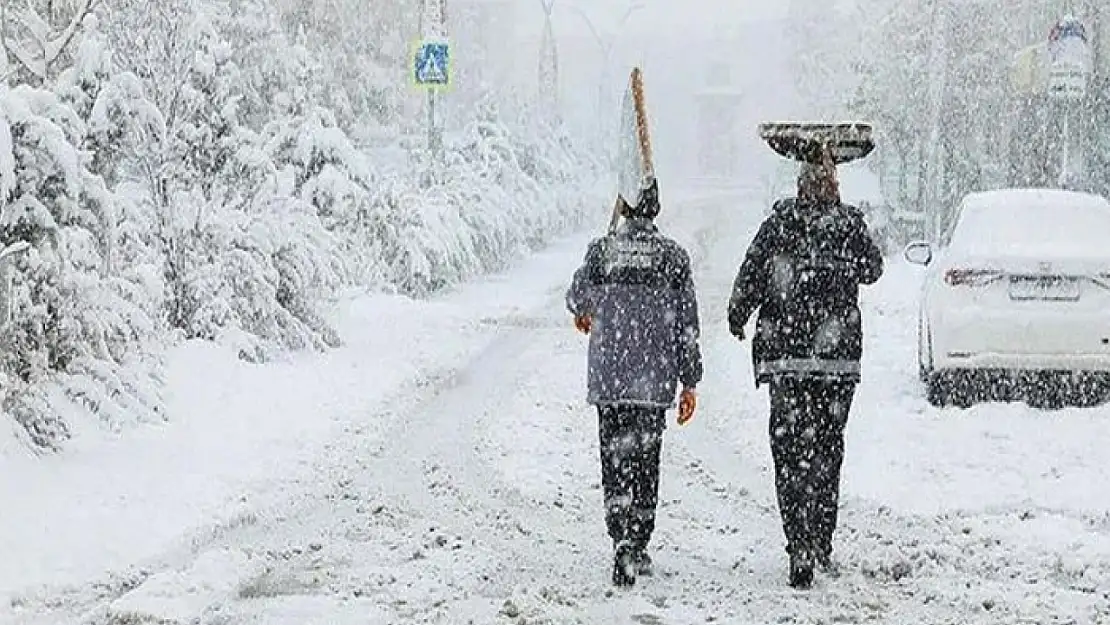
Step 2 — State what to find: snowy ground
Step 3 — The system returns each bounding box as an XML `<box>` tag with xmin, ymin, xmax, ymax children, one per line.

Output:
<box><xmin>3</xmin><ymin>183</ymin><xmax>1110</xmax><ymax>625</ymax></box>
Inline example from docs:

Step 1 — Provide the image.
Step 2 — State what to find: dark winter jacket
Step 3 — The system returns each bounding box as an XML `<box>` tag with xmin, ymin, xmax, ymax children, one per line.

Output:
<box><xmin>566</xmin><ymin>218</ymin><xmax>703</xmax><ymax>408</ymax></box>
<box><xmin>728</xmin><ymin>198</ymin><xmax>883</xmax><ymax>387</ymax></box>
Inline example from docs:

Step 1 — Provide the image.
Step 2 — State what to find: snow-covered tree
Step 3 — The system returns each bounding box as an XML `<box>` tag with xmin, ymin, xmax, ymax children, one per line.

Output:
<box><xmin>150</xmin><ymin>10</ymin><xmax>343</xmax><ymax>360</ymax></box>
<box><xmin>0</xmin><ymin>0</ymin><xmax>602</xmax><ymax>451</ymax></box>
<box><xmin>834</xmin><ymin>0</ymin><xmax>1075</xmax><ymax>240</ymax></box>
<box><xmin>372</xmin><ymin>97</ymin><xmax>599</xmax><ymax>295</ymax></box>
<box><xmin>0</xmin><ymin>84</ymin><xmax>161</xmax><ymax>450</ymax></box>
<box><xmin>54</xmin><ymin>14</ymin><xmax>163</xmax><ymax>187</ymax></box>
<box><xmin>0</xmin><ymin>0</ymin><xmax>101</xmax><ymax>88</ymax></box>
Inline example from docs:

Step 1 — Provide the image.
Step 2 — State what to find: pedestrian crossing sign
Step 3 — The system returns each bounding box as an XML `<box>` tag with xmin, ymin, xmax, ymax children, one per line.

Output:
<box><xmin>413</xmin><ymin>39</ymin><xmax>451</xmax><ymax>89</ymax></box>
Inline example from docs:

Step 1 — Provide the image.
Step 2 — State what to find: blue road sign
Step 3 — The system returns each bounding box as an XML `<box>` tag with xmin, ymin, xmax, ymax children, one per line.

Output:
<box><xmin>414</xmin><ymin>40</ymin><xmax>450</xmax><ymax>88</ymax></box>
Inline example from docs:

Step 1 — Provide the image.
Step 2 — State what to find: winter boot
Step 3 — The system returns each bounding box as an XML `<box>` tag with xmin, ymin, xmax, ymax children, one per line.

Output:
<box><xmin>816</xmin><ymin>550</ymin><xmax>840</xmax><ymax>577</ymax></box>
<box><xmin>612</xmin><ymin>544</ymin><xmax>636</xmax><ymax>587</ymax></box>
<box><xmin>631</xmin><ymin>547</ymin><xmax>653</xmax><ymax>576</ymax></box>
<box><xmin>789</xmin><ymin>551</ymin><xmax>814</xmax><ymax>590</ymax></box>
<box><xmin>814</xmin><ymin>536</ymin><xmax>840</xmax><ymax>576</ymax></box>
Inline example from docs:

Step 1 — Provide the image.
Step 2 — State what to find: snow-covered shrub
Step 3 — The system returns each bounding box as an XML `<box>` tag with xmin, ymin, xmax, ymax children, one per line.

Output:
<box><xmin>261</xmin><ymin>107</ymin><xmax>383</xmax><ymax>284</ymax></box>
<box><xmin>154</xmin><ymin>141</ymin><xmax>346</xmax><ymax>362</ymax></box>
<box><xmin>152</xmin><ymin>13</ymin><xmax>345</xmax><ymax>362</ymax></box>
<box><xmin>0</xmin><ymin>0</ymin><xmax>604</xmax><ymax>452</ymax></box>
<box><xmin>159</xmin><ymin>186</ymin><xmax>344</xmax><ymax>362</ymax></box>
<box><xmin>0</xmin><ymin>85</ymin><xmax>162</xmax><ymax>450</ymax></box>
<box><xmin>370</xmin><ymin>101</ymin><xmax>602</xmax><ymax>296</ymax></box>
<box><xmin>54</xmin><ymin>15</ymin><xmax>165</xmax><ymax>187</ymax></box>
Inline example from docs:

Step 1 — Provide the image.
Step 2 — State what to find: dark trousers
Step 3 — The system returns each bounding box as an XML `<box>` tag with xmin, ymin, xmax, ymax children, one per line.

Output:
<box><xmin>768</xmin><ymin>378</ymin><xmax>856</xmax><ymax>560</ymax></box>
<box><xmin>597</xmin><ymin>404</ymin><xmax>665</xmax><ymax>550</ymax></box>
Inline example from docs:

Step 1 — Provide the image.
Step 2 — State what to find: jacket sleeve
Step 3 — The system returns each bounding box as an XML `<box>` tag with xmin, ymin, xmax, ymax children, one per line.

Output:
<box><xmin>727</xmin><ymin>218</ymin><xmax>776</xmax><ymax>335</ymax></box>
<box><xmin>850</xmin><ymin>212</ymin><xmax>884</xmax><ymax>285</ymax></box>
<box><xmin>674</xmin><ymin>247</ymin><xmax>703</xmax><ymax>389</ymax></box>
<box><xmin>566</xmin><ymin>239</ymin><xmax>602</xmax><ymax>316</ymax></box>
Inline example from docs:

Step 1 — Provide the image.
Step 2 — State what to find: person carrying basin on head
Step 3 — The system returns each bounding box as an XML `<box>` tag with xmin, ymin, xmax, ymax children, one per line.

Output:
<box><xmin>728</xmin><ymin>137</ymin><xmax>883</xmax><ymax>589</ymax></box>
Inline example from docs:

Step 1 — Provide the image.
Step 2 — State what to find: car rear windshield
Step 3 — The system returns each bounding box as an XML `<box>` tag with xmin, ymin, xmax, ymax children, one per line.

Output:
<box><xmin>951</xmin><ymin>201</ymin><xmax>1110</xmax><ymax>257</ymax></box>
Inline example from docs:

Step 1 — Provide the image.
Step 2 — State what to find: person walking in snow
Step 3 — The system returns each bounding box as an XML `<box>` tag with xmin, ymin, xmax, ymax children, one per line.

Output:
<box><xmin>566</xmin><ymin>178</ymin><xmax>703</xmax><ymax>588</ymax></box>
<box><xmin>727</xmin><ymin>153</ymin><xmax>883</xmax><ymax>589</ymax></box>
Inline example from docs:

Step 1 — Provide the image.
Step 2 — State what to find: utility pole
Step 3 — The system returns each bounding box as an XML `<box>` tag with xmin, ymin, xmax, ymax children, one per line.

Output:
<box><xmin>538</xmin><ymin>0</ymin><xmax>559</xmax><ymax>123</ymax></box>
<box><xmin>558</xmin><ymin>2</ymin><xmax>643</xmax><ymax>145</ymax></box>
<box><xmin>1085</xmin><ymin>0</ymin><xmax>1105</xmax><ymax>194</ymax></box>
<box><xmin>1084</xmin><ymin>0</ymin><xmax>1103</xmax><ymax>92</ymax></box>
<box><xmin>922</xmin><ymin>0</ymin><xmax>950</xmax><ymax>244</ymax></box>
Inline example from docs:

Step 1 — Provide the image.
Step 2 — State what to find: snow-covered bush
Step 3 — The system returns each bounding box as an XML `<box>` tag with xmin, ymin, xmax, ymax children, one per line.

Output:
<box><xmin>371</xmin><ymin>102</ymin><xmax>601</xmax><ymax>296</ymax></box>
<box><xmin>0</xmin><ymin>0</ymin><xmax>602</xmax><ymax>452</ymax></box>
<box><xmin>0</xmin><ymin>85</ymin><xmax>162</xmax><ymax>450</ymax></box>
<box><xmin>261</xmin><ymin>107</ymin><xmax>383</xmax><ymax>284</ymax></box>
<box><xmin>158</xmin><ymin>185</ymin><xmax>345</xmax><ymax>362</ymax></box>
<box><xmin>150</xmin><ymin>12</ymin><xmax>345</xmax><ymax>363</ymax></box>
<box><xmin>54</xmin><ymin>15</ymin><xmax>165</xmax><ymax>187</ymax></box>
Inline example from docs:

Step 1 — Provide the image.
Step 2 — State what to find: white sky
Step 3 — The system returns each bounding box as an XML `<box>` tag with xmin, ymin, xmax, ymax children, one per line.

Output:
<box><xmin>443</xmin><ymin>0</ymin><xmax>803</xmax><ymax>178</ymax></box>
<box><xmin>520</xmin><ymin>0</ymin><xmax>790</xmax><ymax>38</ymax></box>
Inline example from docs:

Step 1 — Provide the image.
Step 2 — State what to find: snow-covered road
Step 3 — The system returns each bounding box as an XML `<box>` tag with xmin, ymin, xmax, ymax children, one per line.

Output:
<box><xmin>4</xmin><ymin>186</ymin><xmax>1110</xmax><ymax>625</ymax></box>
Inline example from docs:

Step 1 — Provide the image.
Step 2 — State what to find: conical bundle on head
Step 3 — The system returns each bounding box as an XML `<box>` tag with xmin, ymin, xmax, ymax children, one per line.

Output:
<box><xmin>613</xmin><ymin>67</ymin><xmax>655</xmax><ymax>224</ymax></box>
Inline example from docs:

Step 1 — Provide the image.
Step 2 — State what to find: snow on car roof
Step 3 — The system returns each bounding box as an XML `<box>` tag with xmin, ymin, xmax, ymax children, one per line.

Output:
<box><xmin>951</xmin><ymin>188</ymin><xmax>1110</xmax><ymax>257</ymax></box>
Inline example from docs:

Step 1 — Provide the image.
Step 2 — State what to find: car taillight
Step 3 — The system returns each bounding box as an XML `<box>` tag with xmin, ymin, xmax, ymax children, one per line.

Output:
<box><xmin>944</xmin><ymin>268</ymin><xmax>1003</xmax><ymax>287</ymax></box>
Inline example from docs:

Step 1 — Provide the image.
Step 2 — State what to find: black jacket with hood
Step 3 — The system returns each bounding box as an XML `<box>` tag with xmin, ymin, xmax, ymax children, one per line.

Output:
<box><xmin>727</xmin><ymin>197</ymin><xmax>883</xmax><ymax>386</ymax></box>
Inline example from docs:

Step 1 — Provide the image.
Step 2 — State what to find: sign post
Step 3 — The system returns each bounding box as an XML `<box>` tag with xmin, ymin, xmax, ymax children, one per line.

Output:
<box><xmin>413</xmin><ymin>37</ymin><xmax>451</xmax><ymax>155</ymax></box>
<box><xmin>415</xmin><ymin>0</ymin><xmax>451</xmax><ymax>158</ymax></box>
<box><xmin>1046</xmin><ymin>15</ymin><xmax>1093</xmax><ymax>187</ymax></box>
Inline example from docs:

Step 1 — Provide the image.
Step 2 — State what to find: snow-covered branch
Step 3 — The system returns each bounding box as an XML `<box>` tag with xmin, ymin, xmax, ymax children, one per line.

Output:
<box><xmin>0</xmin><ymin>0</ymin><xmax>602</xmax><ymax>452</ymax></box>
<box><xmin>0</xmin><ymin>0</ymin><xmax>101</xmax><ymax>85</ymax></box>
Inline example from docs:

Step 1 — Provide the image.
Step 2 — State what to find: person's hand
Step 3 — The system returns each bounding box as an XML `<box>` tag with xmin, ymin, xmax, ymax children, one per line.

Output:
<box><xmin>574</xmin><ymin>314</ymin><xmax>591</xmax><ymax>334</ymax></box>
<box><xmin>677</xmin><ymin>387</ymin><xmax>697</xmax><ymax>425</ymax></box>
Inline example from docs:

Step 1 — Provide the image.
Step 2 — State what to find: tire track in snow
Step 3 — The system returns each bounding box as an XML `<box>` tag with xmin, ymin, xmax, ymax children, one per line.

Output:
<box><xmin>35</xmin><ymin>186</ymin><xmax>1105</xmax><ymax>625</ymax></box>
<box><xmin>3</xmin><ymin>362</ymin><xmax>476</xmax><ymax>625</ymax></box>
<box><xmin>661</xmin><ymin>197</ymin><xmax>1110</xmax><ymax>624</ymax></box>
<box><xmin>57</xmin><ymin>189</ymin><xmax>762</xmax><ymax>625</ymax></box>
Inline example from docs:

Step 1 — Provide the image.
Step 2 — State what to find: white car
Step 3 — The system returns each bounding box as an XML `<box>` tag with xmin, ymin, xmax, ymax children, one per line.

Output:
<box><xmin>904</xmin><ymin>188</ymin><xmax>1110</xmax><ymax>408</ymax></box>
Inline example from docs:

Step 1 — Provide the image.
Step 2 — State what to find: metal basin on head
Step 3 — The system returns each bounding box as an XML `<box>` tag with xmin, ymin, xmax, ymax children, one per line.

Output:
<box><xmin>758</xmin><ymin>122</ymin><xmax>874</xmax><ymax>165</ymax></box>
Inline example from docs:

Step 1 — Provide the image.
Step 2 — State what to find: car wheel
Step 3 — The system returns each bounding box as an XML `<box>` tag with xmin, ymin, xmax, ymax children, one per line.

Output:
<box><xmin>926</xmin><ymin>371</ymin><xmax>975</xmax><ymax>409</ymax></box>
<box><xmin>950</xmin><ymin>382</ymin><xmax>975</xmax><ymax>409</ymax></box>
<box><xmin>925</xmin><ymin>372</ymin><xmax>949</xmax><ymax>407</ymax></box>
<box><xmin>1065</xmin><ymin>373</ymin><xmax>1110</xmax><ymax>407</ymax></box>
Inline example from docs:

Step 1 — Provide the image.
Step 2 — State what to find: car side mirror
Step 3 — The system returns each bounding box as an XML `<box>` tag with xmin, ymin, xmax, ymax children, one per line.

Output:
<box><xmin>904</xmin><ymin>240</ymin><xmax>933</xmax><ymax>266</ymax></box>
